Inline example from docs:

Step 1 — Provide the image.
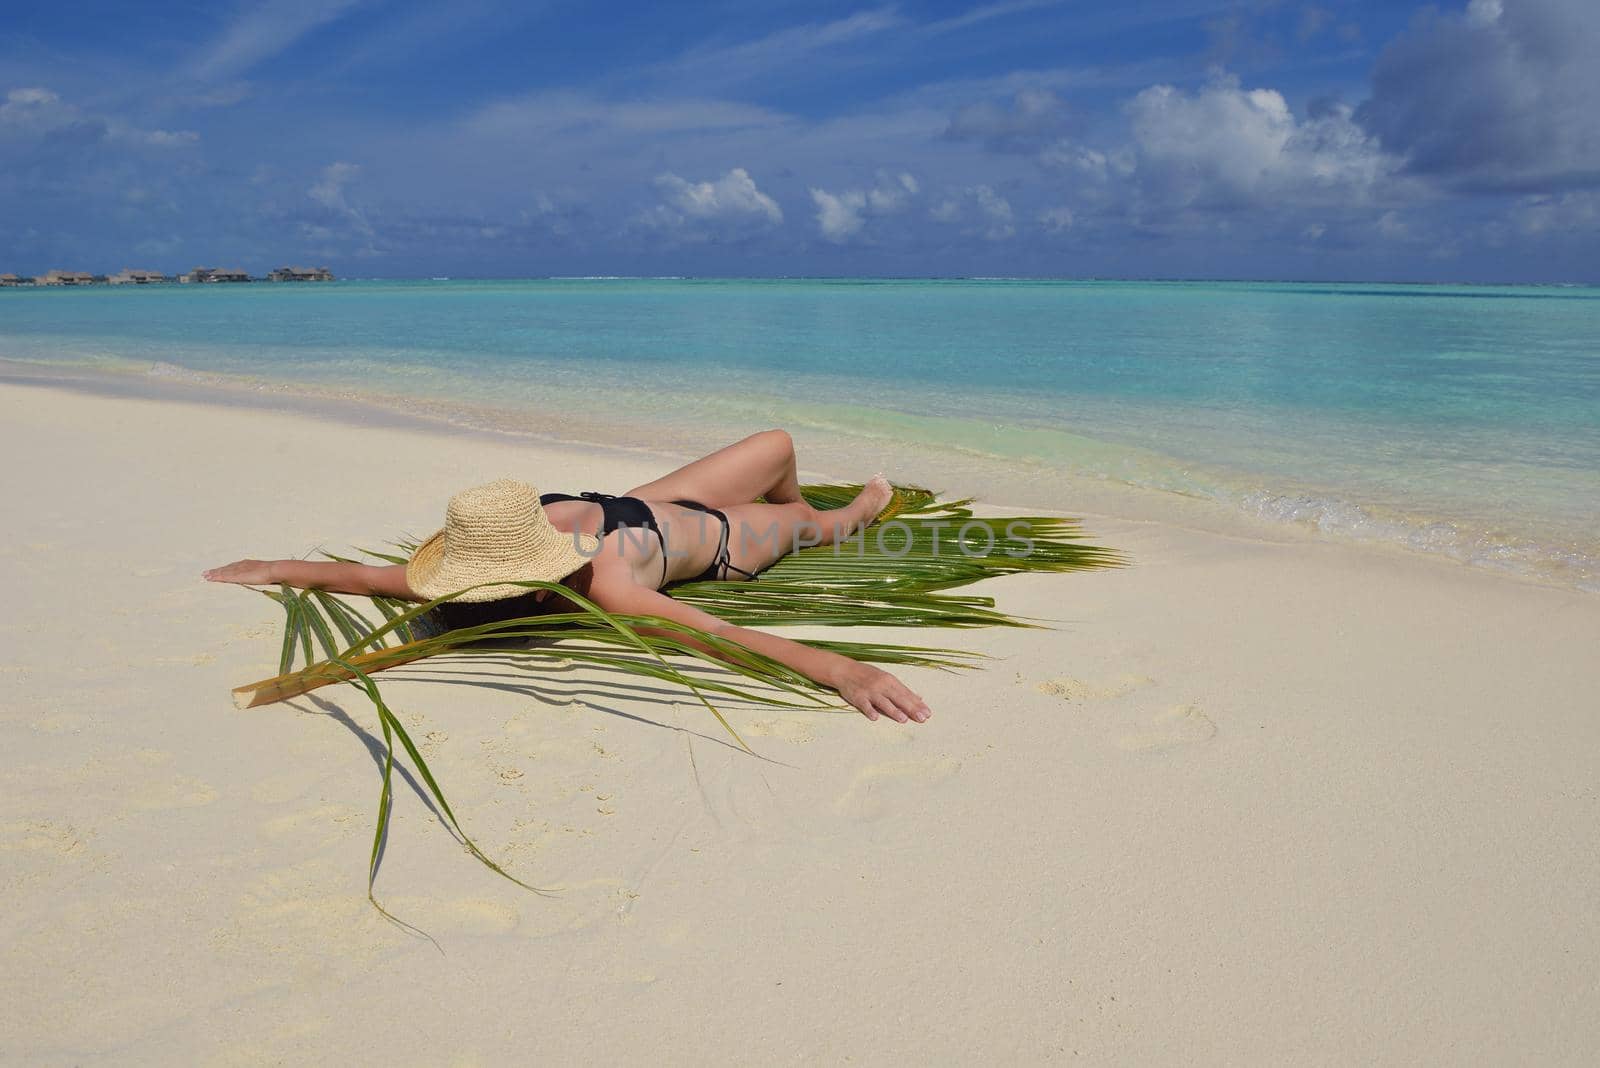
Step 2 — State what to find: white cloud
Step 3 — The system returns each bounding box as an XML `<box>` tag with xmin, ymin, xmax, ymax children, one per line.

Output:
<box><xmin>190</xmin><ymin>83</ymin><xmax>253</xmax><ymax>109</ymax></box>
<box><xmin>144</xmin><ymin>129</ymin><xmax>200</xmax><ymax>147</ymax></box>
<box><xmin>1516</xmin><ymin>191</ymin><xmax>1600</xmax><ymax>235</ymax></box>
<box><xmin>921</xmin><ymin>0</ymin><xmax>1064</xmax><ymax>38</ymax></box>
<box><xmin>945</xmin><ymin>88</ymin><xmax>1071</xmax><ymax>152</ymax></box>
<box><xmin>1020</xmin><ymin>74</ymin><xmax>1386</xmax><ymax>230</ymax></box>
<box><xmin>1359</xmin><ymin>0</ymin><xmax>1600</xmax><ymax>190</ymax></box>
<box><xmin>468</xmin><ymin>92</ymin><xmax>788</xmax><ymax>138</ymax></box>
<box><xmin>869</xmin><ymin>171</ymin><xmax>919</xmax><ymax>210</ymax></box>
<box><xmin>0</xmin><ymin>86</ymin><xmax>79</xmax><ymax>133</ymax></box>
<box><xmin>1128</xmin><ymin>80</ymin><xmax>1287</xmax><ymax>202</ymax></box>
<box><xmin>1124</xmin><ymin>73</ymin><xmax>1391</xmax><ymax>211</ymax></box>
<box><xmin>6</xmin><ymin>87</ymin><xmax>59</xmax><ymax>107</ymax></box>
<box><xmin>649</xmin><ymin>10</ymin><xmax>904</xmax><ymax>93</ymax></box>
<box><xmin>1040</xmin><ymin>142</ymin><xmax>1120</xmax><ymax>180</ymax></box>
<box><xmin>306</xmin><ymin>161</ymin><xmax>375</xmax><ymax>245</ymax></box>
<box><xmin>655</xmin><ymin>167</ymin><xmax>783</xmax><ymax>225</ymax></box>
<box><xmin>974</xmin><ymin>185</ymin><xmax>1015</xmax><ymax>240</ymax></box>
<box><xmin>1</xmin><ymin>85</ymin><xmax>198</xmax><ymax>151</ymax></box>
<box><xmin>928</xmin><ymin>185</ymin><xmax>1016</xmax><ymax>240</ymax></box>
<box><xmin>1465</xmin><ymin>0</ymin><xmax>1503</xmax><ymax>27</ymax></box>
<box><xmin>808</xmin><ymin>171</ymin><xmax>919</xmax><ymax>243</ymax></box>
<box><xmin>1039</xmin><ymin>206</ymin><xmax>1075</xmax><ymax>232</ymax></box>
<box><xmin>810</xmin><ymin>189</ymin><xmax>868</xmax><ymax>242</ymax></box>
<box><xmin>191</xmin><ymin>0</ymin><xmax>365</xmax><ymax>82</ymax></box>
<box><xmin>310</xmin><ymin>161</ymin><xmax>361</xmax><ymax>211</ymax></box>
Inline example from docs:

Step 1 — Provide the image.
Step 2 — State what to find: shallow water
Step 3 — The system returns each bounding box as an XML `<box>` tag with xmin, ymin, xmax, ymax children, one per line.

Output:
<box><xmin>4</xmin><ymin>278</ymin><xmax>1597</xmax><ymax>587</ymax></box>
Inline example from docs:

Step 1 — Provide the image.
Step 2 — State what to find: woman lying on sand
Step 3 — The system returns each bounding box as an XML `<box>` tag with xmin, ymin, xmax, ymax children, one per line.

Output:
<box><xmin>204</xmin><ymin>430</ymin><xmax>930</xmax><ymax>724</ymax></box>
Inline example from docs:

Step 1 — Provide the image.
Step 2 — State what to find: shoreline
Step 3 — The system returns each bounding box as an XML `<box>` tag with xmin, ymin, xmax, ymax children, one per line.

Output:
<box><xmin>3</xmin><ymin>353</ymin><xmax>1593</xmax><ymax>598</ymax></box>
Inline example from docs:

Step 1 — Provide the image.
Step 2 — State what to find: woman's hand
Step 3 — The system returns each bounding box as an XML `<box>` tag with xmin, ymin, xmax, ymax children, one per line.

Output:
<box><xmin>203</xmin><ymin>559</ymin><xmax>275</xmax><ymax>585</ymax></box>
<box><xmin>589</xmin><ymin>579</ymin><xmax>933</xmax><ymax>727</ymax></box>
<box><xmin>837</xmin><ymin>663</ymin><xmax>932</xmax><ymax>724</ymax></box>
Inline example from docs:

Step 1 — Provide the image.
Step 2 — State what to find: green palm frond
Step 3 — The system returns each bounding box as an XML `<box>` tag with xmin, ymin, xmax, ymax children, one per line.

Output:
<box><xmin>235</xmin><ymin>483</ymin><xmax>1123</xmax><ymax>926</ymax></box>
<box><xmin>673</xmin><ymin>484</ymin><xmax>1120</xmax><ymax>625</ymax></box>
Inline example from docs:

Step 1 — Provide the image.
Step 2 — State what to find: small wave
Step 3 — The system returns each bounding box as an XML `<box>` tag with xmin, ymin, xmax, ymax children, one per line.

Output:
<box><xmin>1234</xmin><ymin>489</ymin><xmax>1600</xmax><ymax>587</ymax></box>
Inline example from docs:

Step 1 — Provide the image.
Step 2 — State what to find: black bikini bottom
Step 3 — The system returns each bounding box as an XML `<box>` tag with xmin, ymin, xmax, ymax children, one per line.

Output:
<box><xmin>670</xmin><ymin>500</ymin><xmax>761</xmax><ymax>583</ymax></box>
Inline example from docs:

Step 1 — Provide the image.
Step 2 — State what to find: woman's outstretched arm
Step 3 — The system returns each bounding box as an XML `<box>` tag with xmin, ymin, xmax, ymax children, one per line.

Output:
<box><xmin>203</xmin><ymin>559</ymin><xmax>418</xmax><ymax>600</ymax></box>
<box><xmin>591</xmin><ymin>573</ymin><xmax>931</xmax><ymax>724</ymax></box>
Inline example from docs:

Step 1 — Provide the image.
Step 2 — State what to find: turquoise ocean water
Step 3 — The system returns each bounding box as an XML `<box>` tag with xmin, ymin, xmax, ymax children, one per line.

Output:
<box><xmin>4</xmin><ymin>278</ymin><xmax>1597</xmax><ymax>588</ymax></box>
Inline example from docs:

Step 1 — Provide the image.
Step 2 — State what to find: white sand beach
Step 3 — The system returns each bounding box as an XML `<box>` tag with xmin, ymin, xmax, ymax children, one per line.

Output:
<box><xmin>3</xmin><ymin>377</ymin><xmax>1597</xmax><ymax>1064</ymax></box>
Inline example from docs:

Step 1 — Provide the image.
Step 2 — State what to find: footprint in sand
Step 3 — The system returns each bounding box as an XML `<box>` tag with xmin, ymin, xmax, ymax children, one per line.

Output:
<box><xmin>1114</xmin><ymin>704</ymin><xmax>1217</xmax><ymax>752</ymax></box>
<box><xmin>225</xmin><ymin>621</ymin><xmax>279</xmax><ymax>641</ymax></box>
<box><xmin>145</xmin><ymin>781</ymin><xmax>214</xmax><ymax>808</ymax></box>
<box><xmin>250</xmin><ymin>767</ymin><xmax>329</xmax><ymax>805</ymax></box>
<box><xmin>153</xmin><ymin>653</ymin><xmax>216</xmax><ymax>666</ymax></box>
<box><xmin>122</xmin><ymin>752</ymin><xmax>218</xmax><ymax>810</ymax></box>
<box><xmin>26</xmin><ymin>710</ymin><xmax>92</xmax><ymax>735</ymax></box>
<box><xmin>1035</xmin><ymin>674</ymin><xmax>1155</xmax><ymax>701</ymax></box>
<box><xmin>741</xmin><ymin>716</ymin><xmax>816</xmax><ymax>743</ymax></box>
<box><xmin>493</xmin><ymin>764</ymin><xmax>526</xmax><ymax>784</ymax></box>
<box><xmin>212</xmin><ymin>877</ymin><xmax>382</xmax><ymax>964</ymax></box>
<box><xmin>16</xmin><ymin>750</ymin><xmax>217</xmax><ymax>812</ymax></box>
<box><xmin>835</xmin><ymin>757</ymin><xmax>962</xmax><ymax>821</ymax></box>
<box><xmin>385</xmin><ymin>896</ymin><xmax>521</xmax><ymax>936</ymax></box>
<box><xmin>0</xmin><ymin>819</ymin><xmax>89</xmax><ymax>856</ymax></box>
<box><xmin>260</xmin><ymin>803</ymin><xmax>361</xmax><ymax>843</ymax></box>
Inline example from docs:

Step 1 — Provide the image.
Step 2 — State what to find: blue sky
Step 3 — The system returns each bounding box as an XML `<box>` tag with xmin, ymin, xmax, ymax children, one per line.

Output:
<box><xmin>2</xmin><ymin>0</ymin><xmax>1596</xmax><ymax>280</ymax></box>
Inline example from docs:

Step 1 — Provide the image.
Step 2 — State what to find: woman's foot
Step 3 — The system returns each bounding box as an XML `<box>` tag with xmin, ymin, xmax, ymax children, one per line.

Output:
<box><xmin>828</xmin><ymin>474</ymin><xmax>894</xmax><ymax>540</ymax></box>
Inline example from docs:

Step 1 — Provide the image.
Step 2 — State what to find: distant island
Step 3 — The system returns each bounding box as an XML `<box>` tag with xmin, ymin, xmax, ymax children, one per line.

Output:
<box><xmin>0</xmin><ymin>266</ymin><xmax>335</xmax><ymax>287</ymax></box>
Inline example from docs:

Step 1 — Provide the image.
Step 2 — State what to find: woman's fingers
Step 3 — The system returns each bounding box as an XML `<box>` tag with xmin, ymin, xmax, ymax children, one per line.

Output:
<box><xmin>842</xmin><ymin>668</ymin><xmax>931</xmax><ymax>725</ymax></box>
<box><xmin>871</xmin><ymin>695</ymin><xmax>909</xmax><ymax>723</ymax></box>
<box><xmin>202</xmin><ymin>559</ymin><xmax>271</xmax><ymax>585</ymax></box>
<box><xmin>881</xmin><ymin>680</ymin><xmax>931</xmax><ymax>723</ymax></box>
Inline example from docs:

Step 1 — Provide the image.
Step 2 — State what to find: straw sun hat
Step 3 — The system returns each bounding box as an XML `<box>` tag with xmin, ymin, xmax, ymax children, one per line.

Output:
<box><xmin>406</xmin><ymin>479</ymin><xmax>600</xmax><ymax>603</ymax></box>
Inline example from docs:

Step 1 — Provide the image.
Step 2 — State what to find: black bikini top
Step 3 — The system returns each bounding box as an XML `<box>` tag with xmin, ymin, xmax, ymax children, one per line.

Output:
<box><xmin>539</xmin><ymin>491</ymin><xmax>660</xmax><ymax>538</ymax></box>
<box><xmin>539</xmin><ymin>491</ymin><xmax>761</xmax><ymax>587</ymax></box>
<box><xmin>539</xmin><ymin>491</ymin><xmax>668</xmax><ymax>585</ymax></box>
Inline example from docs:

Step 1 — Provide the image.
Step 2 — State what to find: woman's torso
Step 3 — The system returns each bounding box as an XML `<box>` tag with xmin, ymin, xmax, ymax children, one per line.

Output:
<box><xmin>540</xmin><ymin>492</ymin><xmax>719</xmax><ymax>589</ymax></box>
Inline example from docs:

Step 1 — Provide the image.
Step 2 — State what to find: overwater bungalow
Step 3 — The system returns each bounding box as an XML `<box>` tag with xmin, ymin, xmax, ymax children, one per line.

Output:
<box><xmin>0</xmin><ymin>273</ymin><xmax>30</xmax><ymax>287</ymax></box>
<box><xmin>39</xmin><ymin>270</ymin><xmax>96</xmax><ymax>286</ymax></box>
<box><xmin>108</xmin><ymin>268</ymin><xmax>172</xmax><ymax>285</ymax></box>
<box><xmin>182</xmin><ymin>267</ymin><xmax>252</xmax><ymax>283</ymax></box>
<box><xmin>267</xmin><ymin>265</ymin><xmax>335</xmax><ymax>282</ymax></box>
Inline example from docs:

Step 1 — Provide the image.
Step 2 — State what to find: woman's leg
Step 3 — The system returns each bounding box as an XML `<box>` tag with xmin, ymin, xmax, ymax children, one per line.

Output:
<box><xmin>626</xmin><ymin>429</ymin><xmax>803</xmax><ymax>508</ymax></box>
<box><xmin>717</xmin><ymin>478</ymin><xmax>893</xmax><ymax>577</ymax></box>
